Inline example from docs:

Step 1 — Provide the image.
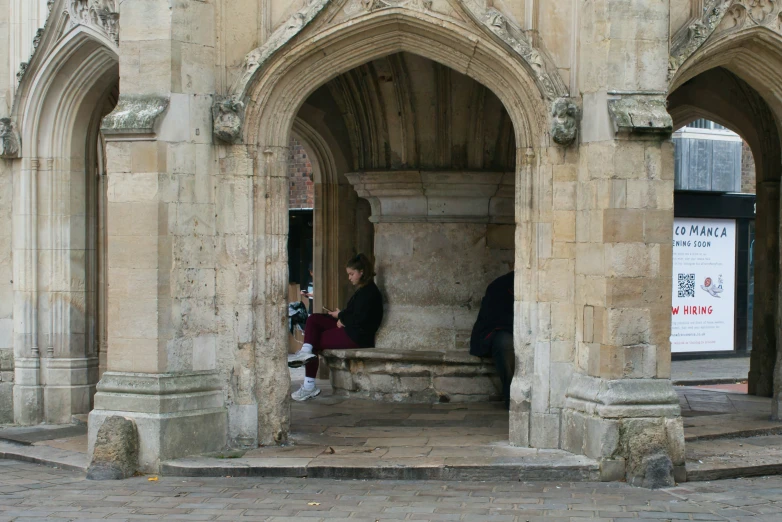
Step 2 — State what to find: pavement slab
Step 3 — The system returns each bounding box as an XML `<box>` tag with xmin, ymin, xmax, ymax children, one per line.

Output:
<box><xmin>2</xmin><ymin>459</ymin><xmax>782</xmax><ymax>520</ymax></box>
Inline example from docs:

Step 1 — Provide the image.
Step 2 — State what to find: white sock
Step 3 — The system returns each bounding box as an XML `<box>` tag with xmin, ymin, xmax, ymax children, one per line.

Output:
<box><xmin>300</xmin><ymin>344</ymin><xmax>313</xmax><ymax>353</ymax></box>
<box><xmin>303</xmin><ymin>377</ymin><xmax>316</xmax><ymax>390</ymax></box>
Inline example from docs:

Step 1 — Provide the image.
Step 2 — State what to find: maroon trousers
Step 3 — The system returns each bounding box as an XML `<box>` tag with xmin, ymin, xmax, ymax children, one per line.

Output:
<box><xmin>302</xmin><ymin>314</ymin><xmax>359</xmax><ymax>378</ymax></box>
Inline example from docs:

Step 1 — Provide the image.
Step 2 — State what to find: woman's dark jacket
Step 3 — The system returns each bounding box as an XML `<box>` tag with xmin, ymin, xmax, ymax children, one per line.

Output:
<box><xmin>338</xmin><ymin>281</ymin><xmax>384</xmax><ymax>347</ymax></box>
<box><xmin>469</xmin><ymin>271</ymin><xmax>514</xmax><ymax>357</ymax></box>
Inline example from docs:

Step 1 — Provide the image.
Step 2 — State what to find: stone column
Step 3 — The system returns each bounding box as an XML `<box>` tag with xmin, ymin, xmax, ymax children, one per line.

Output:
<box><xmin>749</xmin><ymin>180</ymin><xmax>779</xmax><ymax>399</ymax></box>
<box><xmin>562</xmin><ymin>1</ymin><xmax>685</xmax><ymax>487</ymax></box>
<box><xmin>347</xmin><ymin>170</ymin><xmax>513</xmax><ymax>351</ymax></box>
<box><xmin>87</xmin><ymin>1</ymin><xmax>226</xmax><ymax>472</ymax></box>
<box><xmin>12</xmin><ymin>157</ymin><xmax>43</xmax><ymax>425</ymax></box>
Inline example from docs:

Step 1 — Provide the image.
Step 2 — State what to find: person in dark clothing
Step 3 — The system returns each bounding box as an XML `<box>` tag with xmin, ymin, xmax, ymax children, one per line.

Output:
<box><xmin>470</xmin><ymin>270</ymin><xmax>514</xmax><ymax>408</ymax></box>
<box><xmin>288</xmin><ymin>253</ymin><xmax>383</xmax><ymax>401</ymax></box>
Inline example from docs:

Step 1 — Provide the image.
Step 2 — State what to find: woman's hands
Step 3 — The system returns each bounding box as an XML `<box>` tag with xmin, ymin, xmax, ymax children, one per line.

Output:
<box><xmin>329</xmin><ymin>308</ymin><xmax>344</xmax><ymax>328</ymax></box>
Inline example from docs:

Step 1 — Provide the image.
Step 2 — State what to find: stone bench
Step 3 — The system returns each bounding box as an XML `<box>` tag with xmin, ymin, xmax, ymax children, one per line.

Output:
<box><xmin>321</xmin><ymin>349</ymin><xmax>501</xmax><ymax>403</ymax></box>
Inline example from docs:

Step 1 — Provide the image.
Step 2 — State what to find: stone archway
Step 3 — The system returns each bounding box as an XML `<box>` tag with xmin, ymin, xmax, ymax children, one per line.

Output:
<box><xmin>9</xmin><ymin>14</ymin><xmax>120</xmax><ymax>424</ymax></box>
<box><xmin>236</xmin><ymin>9</ymin><xmax>554</xmax><ymax>447</ymax></box>
<box><xmin>669</xmin><ymin>25</ymin><xmax>782</xmax><ymax>417</ymax></box>
<box><xmin>291</xmin><ymin>117</ymin><xmax>352</xmax><ymax>315</ymax></box>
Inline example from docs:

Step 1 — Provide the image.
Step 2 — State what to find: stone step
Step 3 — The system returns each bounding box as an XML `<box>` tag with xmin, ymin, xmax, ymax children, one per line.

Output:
<box><xmin>684</xmin><ymin>413</ymin><xmax>782</xmax><ymax>442</ymax></box>
<box><xmin>160</xmin><ymin>453</ymin><xmax>600</xmax><ymax>482</ymax></box>
<box><xmin>0</xmin><ymin>440</ymin><xmax>88</xmax><ymax>473</ymax></box>
<box><xmin>686</xmin><ymin>461</ymin><xmax>782</xmax><ymax>482</ymax></box>
<box><xmin>685</xmin><ymin>434</ymin><xmax>782</xmax><ymax>481</ymax></box>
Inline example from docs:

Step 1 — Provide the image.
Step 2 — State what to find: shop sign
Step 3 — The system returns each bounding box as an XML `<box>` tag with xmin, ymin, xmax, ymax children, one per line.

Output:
<box><xmin>671</xmin><ymin>218</ymin><xmax>736</xmax><ymax>353</ymax></box>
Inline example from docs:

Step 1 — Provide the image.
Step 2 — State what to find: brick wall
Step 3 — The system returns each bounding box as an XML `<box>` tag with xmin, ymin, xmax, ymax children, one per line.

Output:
<box><xmin>289</xmin><ymin>138</ymin><xmax>314</xmax><ymax>209</ymax></box>
<box><xmin>741</xmin><ymin>140</ymin><xmax>756</xmax><ymax>194</ymax></box>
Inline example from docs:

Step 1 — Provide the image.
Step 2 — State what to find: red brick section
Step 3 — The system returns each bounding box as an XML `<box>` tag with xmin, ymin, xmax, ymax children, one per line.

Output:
<box><xmin>289</xmin><ymin>138</ymin><xmax>314</xmax><ymax>209</ymax></box>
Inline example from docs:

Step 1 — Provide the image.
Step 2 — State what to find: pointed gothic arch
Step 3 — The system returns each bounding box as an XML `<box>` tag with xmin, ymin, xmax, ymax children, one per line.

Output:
<box><xmin>8</xmin><ymin>1</ymin><xmax>120</xmax><ymax>424</ymax></box>
<box><xmin>669</xmin><ymin>24</ymin><xmax>782</xmax><ymax>415</ymax></box>
<box><xmin>237</xmin><ymin>8</ymin><xmax>555</xmax><ymax>446</ymax></box>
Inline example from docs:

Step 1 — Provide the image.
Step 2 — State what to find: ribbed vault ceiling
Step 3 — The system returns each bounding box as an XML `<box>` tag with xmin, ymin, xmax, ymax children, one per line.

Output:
<box><xmin>298</xmin><ymin>52</ymin><xmax>516</xmax><ymax>173</ymax></box>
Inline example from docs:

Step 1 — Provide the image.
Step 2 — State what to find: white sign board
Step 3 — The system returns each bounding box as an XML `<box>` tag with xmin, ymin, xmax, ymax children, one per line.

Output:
<box><xmin>671</xmin><ymin>218</ymin><xmax>736</xmax><ymax>353</ymax></box>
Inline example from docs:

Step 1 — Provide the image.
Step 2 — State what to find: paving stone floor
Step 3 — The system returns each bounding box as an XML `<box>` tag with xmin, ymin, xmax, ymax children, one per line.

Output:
<box><xmin>1</xmin><ymin>459</ymin><xmax>782</xmax><ymax>521</ymax></box>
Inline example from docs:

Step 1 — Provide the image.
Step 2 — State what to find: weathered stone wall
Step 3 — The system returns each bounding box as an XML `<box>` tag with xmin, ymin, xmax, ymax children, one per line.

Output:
<box><xmin>562</xmin><ymin>0</ymin><xmax>685</xmax><ymax>486</ymax></box>
<box><xmin>741</xmin><ymin>140</ymin><xmax>756</xmax><ymax>194</ymax></box>
<box><xmin>288</xmin><ymin>138</ymin><xmax>313</xmax><ymax>209</ymax></box>
<box><xmin>375</xmin><ymin>221</ymin><xmax>513</xmax><ymax>353</ymax></box>
<box><xmin>0</xmin><ymin>0</ymin><xmax>13</xmax><ymax>424</ymax></box>
<box><xmin>0</xmin><ymin>0</ymin><xmax>10</xmax><ymax>116</ymax></box>
<box><xmin>0</xmin><ymin>157</ymin><xmax>10</xmax><ymax>423</ymax></box>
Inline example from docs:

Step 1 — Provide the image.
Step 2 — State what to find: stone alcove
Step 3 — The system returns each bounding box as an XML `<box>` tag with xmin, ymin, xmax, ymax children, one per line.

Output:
<box><xmin>294</xmin><ymin>52</ymin><xmax>517</xmax><ymax>401</ymax></box>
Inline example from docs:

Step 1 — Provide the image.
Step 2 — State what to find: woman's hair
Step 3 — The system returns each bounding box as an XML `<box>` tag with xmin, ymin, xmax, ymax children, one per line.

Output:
<box><xmin>347</xmin><ymin>253</ymin><xmax>375</xmax><ymax>286</ymax></box>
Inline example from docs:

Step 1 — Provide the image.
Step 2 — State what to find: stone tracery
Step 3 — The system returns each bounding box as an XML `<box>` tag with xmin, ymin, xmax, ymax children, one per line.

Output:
<box><xmin>669</xmin><ymin>0</ymin><xmax>782</xmax><ymax>80</ymax></box>
<box><xmin>66</xmin><ymin>0</ymin><xmax>119</xmax><ymax>44</ymax></box>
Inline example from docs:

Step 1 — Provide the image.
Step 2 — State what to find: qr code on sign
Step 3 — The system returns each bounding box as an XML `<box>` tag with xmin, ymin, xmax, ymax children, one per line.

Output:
<box><xmin>678</xmin><ymin>273</ymin><xmax>695</xmax><ymax>298</ymax></box>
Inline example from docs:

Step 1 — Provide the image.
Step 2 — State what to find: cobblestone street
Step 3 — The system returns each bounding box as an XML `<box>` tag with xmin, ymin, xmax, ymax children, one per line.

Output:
<box><xmin>0</xmin><ymin>460</ymin><xmax>781</xmax><ymax>521</ymax></box>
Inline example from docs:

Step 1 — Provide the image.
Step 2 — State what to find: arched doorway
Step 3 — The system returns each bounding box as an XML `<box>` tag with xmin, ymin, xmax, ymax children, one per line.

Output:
<box><xmin>669</xmin><ymin>27</ymin><xmax>782</xmax><ymax>416</ymax></box>
<box><xmin>10</xmin><ymin>19</ymin><xmax>119</xmax><ymax>424</ymax></box>
<box><xmin>236</xmin><ymin>10</ymin><xmax>553</xmax><ymax>446</ymax></box>
<box><xmin>289</xmin><ymin>52</ymin><xmax>516</xmax><ymax>404</ymax></box>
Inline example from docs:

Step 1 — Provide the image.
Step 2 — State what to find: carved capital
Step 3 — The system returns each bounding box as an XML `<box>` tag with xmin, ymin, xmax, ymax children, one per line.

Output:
<box><xmin>101</xmin><ymin>96</ymin><xmax>169</xmax><ymax>135</ymax></box>
<box><xmin>0</xmin><ymin>118</ymin><xmax>22</xmax><ymax>159</ymax></box>
<box><xmin>212</xmin><ymin>97</ymin><xmax>245</xmax><ymax>144</ymax></box>
<box><xmin>550</xmin><ymin>98</ymin><xmax>579</xmax><ymax>146</ymax></box>
<box><xmin>608</xmin><ymin>95</ymin><xmax>672</xmax><ymax>135</ymax></box>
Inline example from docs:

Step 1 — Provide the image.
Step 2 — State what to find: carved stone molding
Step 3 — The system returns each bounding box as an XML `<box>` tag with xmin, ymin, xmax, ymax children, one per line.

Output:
<box><xmin>607</xmin><ymin>95</ymin><xmax>673</xmax><ymax>135</ymax></box>
<box><xmin>17</xmin><ymin>1</ymin><xmax>119</xmax><ymax>85</ymax></box>
<box><xmin>16</xmin><ymin>62</ymin><xmax>29</xmax><ymax>84</ymax></box>
<box><xmin>0</xmin><ymin>118</ymin><xmax>22</xmax><ymax>159</ymax></box>
<box><xmin>217</xmin><ymin>0</ymin><xmax>568</xmax><ymax>143</ymax></box>
<box><xmin>550</xmin><ymin>98</ymin><xmax>579</xmax><ymax>146</ymax></box>
<box><xmin>669</xmin><ymin>1</ymin><xmax>731</xmax><ymax>80</ymax></box>
<box><xmin>101</xmin><ymin>96</ymin><xmax>169</xmax><ymax>135</ymax></box>
<box><xmin>66</xmin><ymin>0</ymin><xmax>120</xmax><ymax>45</ymax></box>
<box><xmin>714</xmin><ymin>0</ymin><xmax>782</xmax><ymax>36</ymax></box>
<box><xmin>230</xmin><ymin>0</ymin><xmax>331</xmax><ymax>97</ymax></box>
<box><xmin>213</xmin><ymin>0</ymin><xmax>331</xmax><ymax>143</ymax></box>
<box><xmin>213</xmin><ymin>97</ymin><xmax>245</xmax><ymax>144</ymax></box>
<box><xmin>346</xmin><ymin>0</ymin><xmax>432</xmax><ymax>14</ymax></box>
<box><xmin>459</xmin><ymin>0</ymin><xmax>566</xmax><ymax>101</ymax></box>
<box><xmin>669</xmin><ymin>0</ymin><xmax>782</xmax><ymax>80</ymax></box>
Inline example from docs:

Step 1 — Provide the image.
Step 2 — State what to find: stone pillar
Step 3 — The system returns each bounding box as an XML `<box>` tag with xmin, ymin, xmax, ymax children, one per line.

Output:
<box><xmin>88</xmin><ymin>0</ymin><xmax>226</xmax><ymax>472</ymax></box>
<box><xmin>347</xmin><ymin>170</ymin><xmax>514</xmax><ymax>350</ymax></box>
<box><xmin>12</xmin><ymin>157</ymin><xmax>43</xmax><ymax>425</ymax></box>
<box><xmin>562</xmin><ymin>1</ymin><xmax>685</xmax><ymax>487</ymax></box>
<box><xmin>749</xmin><ymin>180</ymin><xmax>779</xmax><ymax>399</ymax></box>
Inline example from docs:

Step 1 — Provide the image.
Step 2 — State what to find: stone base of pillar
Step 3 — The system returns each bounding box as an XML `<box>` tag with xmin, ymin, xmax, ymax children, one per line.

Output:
<box><xmin>13</xmin><ymin>357</ymin><xmax>43</xmax><ymax>425</ymax></box>
<box><xmin>88</xmin><ymin>371</ymin><xmax>227</xmax><ymax>473</ymax></box>
<box><xmin>562</xmin><ymin>374</ymin><xmax>685</xmax><ymax>488</ymax></box>
<box><xmin>41</xmin><ymin>357</ymin><xmax>99</xmax><ymax>423</ymax></box>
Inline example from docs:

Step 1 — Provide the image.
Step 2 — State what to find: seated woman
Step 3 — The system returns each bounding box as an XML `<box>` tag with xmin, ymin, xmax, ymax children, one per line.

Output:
<box><xmin>288</xmin><ymin>253</ymin><xmax>383</xmax><ymax>401</ymax></box>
